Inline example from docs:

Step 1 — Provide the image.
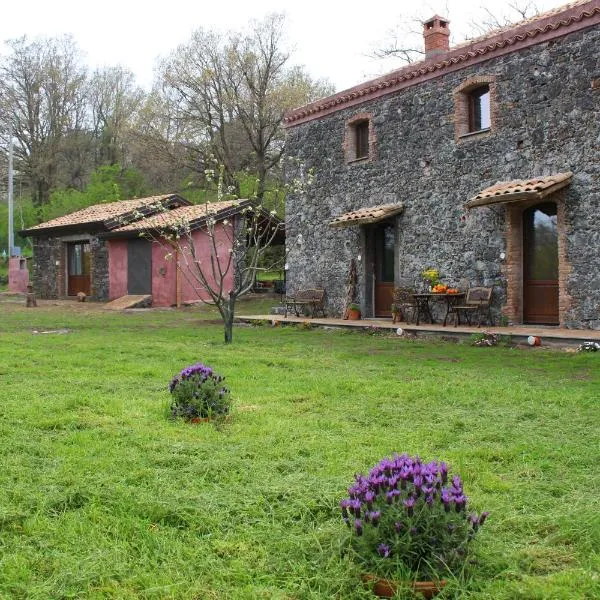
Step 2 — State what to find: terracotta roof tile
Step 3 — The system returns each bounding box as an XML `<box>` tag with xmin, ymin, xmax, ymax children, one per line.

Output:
<box><xmin>109</xmin><ymin>200</ymin><xmax>248</xmax><ymax>233</ymax></box>
<box><xmin>24</xmin><ymin>195</ymin><xmax>185</xmax><ymax>233</ymax></box>
<box><xmin>329</xmin><ymin>204</ymin><xmax>404</xmax><ymax>227</ymax></box>
<box><xmin>284</xmin><ymin>1</ymin><xmax>600</xmax><ymax>126</ymax></box>
<box><xmin>467</xmin><ymin>172</ymin><xmax>573</xmax><ymax>208</ymax></box>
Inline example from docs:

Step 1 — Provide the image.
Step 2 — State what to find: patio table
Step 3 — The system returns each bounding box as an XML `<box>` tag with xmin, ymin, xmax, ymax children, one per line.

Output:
<box><xmin>411</xmin><ymin>292</ymin><xmax>466</xmax><ymax>326</ymax></box>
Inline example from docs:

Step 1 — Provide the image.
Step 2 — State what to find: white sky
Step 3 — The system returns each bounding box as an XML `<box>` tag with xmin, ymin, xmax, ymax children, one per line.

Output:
<box><xmin>0</xmin><ymin>0</ymin><xmax>566</xmax><ymax>92</ymax></box>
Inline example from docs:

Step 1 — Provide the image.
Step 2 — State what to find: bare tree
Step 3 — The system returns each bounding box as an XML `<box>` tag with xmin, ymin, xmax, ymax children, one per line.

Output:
<box><xmin>142</xmin><ymin>164</ymin><xmax>312</xmax><ymax>343</ymax></box>
<box><xmin>372</xmin><ymin>2</ymin><xmax>540</xmax><ymax>67</ymax></box>
<box><xmin>157</xmin><ymin>14</ymin><xmax>332</xmax><ymax>198</ymax></box>
<box><xmin>89</xmin><ymin>66</ymin><xmax>145</xmax><ymax>167</ymax></box>
<box><xmin>0</xmin><ymin>36</ymin><xmax>88</xmax><ymax>206</ymax></box>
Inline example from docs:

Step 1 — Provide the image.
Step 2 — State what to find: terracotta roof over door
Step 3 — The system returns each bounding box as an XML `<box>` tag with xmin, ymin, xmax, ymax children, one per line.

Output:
<box><xmin>466</xmin><ymin>172</ymin><xmax>573</xmax><ymax>208</ymax></box>
<box><xmin>329</xmin><ymin>204</ymin><xmax>404</xmax><ymax>227</ymax></box>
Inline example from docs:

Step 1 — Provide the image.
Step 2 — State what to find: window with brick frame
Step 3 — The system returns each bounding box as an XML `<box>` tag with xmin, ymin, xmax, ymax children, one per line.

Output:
<box><xmin>469</xmin><ymin>85</ymin><xmax>491</xmax><ymax>132</ymax></box>
<box><xmin>355</xmin><ymin>120</ymin><xmax>369</xmax><ymax>159</ymax></box>
<box><xmin>453</xmin><ymin>77</ymin><xmax>496</xmax><ymax>140</ymax></box>
<box><xmin>344</xmin><ymin>113</ymin><xmax>376</xmax><ymax>163</ymax></box>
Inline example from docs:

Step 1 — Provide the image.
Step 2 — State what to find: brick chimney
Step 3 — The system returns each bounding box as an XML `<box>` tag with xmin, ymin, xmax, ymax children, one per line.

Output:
<box><xmin>423</xmin><ymin>15</ymin><xmax>450</xmax><ymax>59</ymax></box>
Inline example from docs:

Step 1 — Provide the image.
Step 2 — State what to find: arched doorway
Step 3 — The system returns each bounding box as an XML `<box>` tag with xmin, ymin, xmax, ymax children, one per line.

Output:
<box><xmin>523</xmin><ymin>202</ymin><xmax>559</xmax><ymax>324</ymax></box>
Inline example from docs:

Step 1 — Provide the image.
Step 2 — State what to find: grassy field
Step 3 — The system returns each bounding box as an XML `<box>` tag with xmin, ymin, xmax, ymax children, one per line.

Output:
<box><xmin>0</xmin><ymin>297</ymin><xmax>598</xmax><ymax>599</ymax></box>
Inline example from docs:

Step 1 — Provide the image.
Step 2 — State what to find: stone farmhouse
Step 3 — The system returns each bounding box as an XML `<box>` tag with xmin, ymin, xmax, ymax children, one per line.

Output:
<box><xmin>284</xmin><ymin>0</ymin><xmax>600</xmax><ymax>329</ymax></box>
<box><xmin>21</xmin><ymin>196</ymin><xmax>271</xmax><ymax>307</ymax></box>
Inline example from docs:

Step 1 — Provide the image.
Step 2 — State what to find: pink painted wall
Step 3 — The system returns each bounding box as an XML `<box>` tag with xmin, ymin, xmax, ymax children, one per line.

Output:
<box><xmin>151</xmin><ymin>242</ymin><xmax>177</xmax><ymax>307</ymax></box>
<box><xmin>166</xmin><ymin>223</ymin><xmax>234</xmax><ymax>306</ymax></box>
<box><xmin>8</xmin><ymin>257</ymin><xmax>29</xmax><ymax>293</ymax></box>
<box><xmin>107</xmin><ymin>222</ymin><xmax>235</xmax><ymax>307</ymax></box>
<box><xmin>108</xmin><ymin>240</ymin><xmax>128</xmax><ymax>300</ymax></box>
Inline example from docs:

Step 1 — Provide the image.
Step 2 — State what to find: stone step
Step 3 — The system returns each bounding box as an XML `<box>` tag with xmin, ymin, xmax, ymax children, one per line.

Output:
<box><xmin>103</xmin><ymin>295</ymin><xmax>152</xmax><ymax>310</ymax></box>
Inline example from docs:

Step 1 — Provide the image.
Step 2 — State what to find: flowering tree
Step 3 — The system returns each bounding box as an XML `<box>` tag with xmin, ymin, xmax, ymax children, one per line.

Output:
<box><xmin>147</xmin><ymin>164</ymin><xmax>311</xmax><ymax>344</ymax></box>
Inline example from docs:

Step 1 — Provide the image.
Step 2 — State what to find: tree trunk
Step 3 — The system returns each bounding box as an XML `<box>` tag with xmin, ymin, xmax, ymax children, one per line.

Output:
<box><xmin>222</xmin><ymin>293</ymin><xmax>236</xmax><ymax>344</ymax></box>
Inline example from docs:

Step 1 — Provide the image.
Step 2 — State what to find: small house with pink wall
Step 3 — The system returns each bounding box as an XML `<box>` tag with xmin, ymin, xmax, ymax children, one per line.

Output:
<box><xmin>21</xmin><ymin>195</ymin><xmax>277</xmax><ymax>307</ymax></box>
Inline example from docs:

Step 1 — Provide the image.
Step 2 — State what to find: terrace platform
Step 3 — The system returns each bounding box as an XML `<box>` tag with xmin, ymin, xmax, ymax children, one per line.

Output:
<box><xmin>236</xmin><ymin>314</ymin><xmax>600</xmax><ymax>348</ymax></box>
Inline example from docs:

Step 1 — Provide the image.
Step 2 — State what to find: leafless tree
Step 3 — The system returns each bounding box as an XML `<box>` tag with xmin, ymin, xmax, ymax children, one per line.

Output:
<box><xmin>372</xmin><ymin>2</ymin><xmax>540</xmax><ymax>67</ymax></box>
<box><xmin>156</xmin><ymin>14</ymin><xmax>332</xmax><ymax>198</ymax></box>
<box><xmin>145</xmin><ymin>165</ymin><xmax>311</xmax><ymax>343</ymax></box>
<box><xmin>89</xmin><ymin>65</ymin><xmax>145</xmax><ymax>167</ymax></box>
<box><xmin>0</xmin><ymin>36</ymin><xmax>88</xmax><ymax>206</ymax></box>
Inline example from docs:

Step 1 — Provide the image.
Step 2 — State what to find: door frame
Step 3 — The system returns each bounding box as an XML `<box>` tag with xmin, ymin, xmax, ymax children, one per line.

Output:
<box><xmin>66</xmin><ymin>240</ymin><xmax>92</xmax><ymax>296</ymax></box>
<box><xmin>127</xmin><ymin>238</ymin><xmax>153</xmax><ymax>295</ymax></box>
<box><xmin>523</xmin><ymin>201</ymin><xmax>559</xmax><ymax>325</ymax></box>
<box><xmin>504</xmin><ymin>191</ymin><xmax>569</xmax><ymax>326</ymax></box>
<box><xmin>370</xmin><ymin>221</ymin><xmax>396</xmax><ymax>318</ymax></box>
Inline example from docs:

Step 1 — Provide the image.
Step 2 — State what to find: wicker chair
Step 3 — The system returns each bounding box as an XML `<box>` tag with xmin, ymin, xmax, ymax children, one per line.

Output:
<box><xmin>391</xmin><ymin>287</ymin><xmax>417</xmax><ymax>324</ymax></box>
<box><xmin>453</xmin><ymin>287</ymin><xmax>493</xmax><ymax>327</ymax></box>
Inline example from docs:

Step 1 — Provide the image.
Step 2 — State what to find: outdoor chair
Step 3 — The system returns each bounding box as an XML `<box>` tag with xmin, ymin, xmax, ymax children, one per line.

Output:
<box><xmin>391</xmin><ymin>287</ymin><xmax>417</xmax><ymax>324</ymax></box>
<box><xmin>453</xmin><ymin>286</ymin><xmax>493</xmax><ymax>327</ymax></box>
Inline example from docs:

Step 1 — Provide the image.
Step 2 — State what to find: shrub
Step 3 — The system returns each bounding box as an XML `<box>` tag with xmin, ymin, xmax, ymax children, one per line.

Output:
<box><xmin>340</xmin><ymin>454</ymin><xmax>488</xmax><ymax>579</ymax></box>
<box><xmin>169</xmin><ymin>363</ymin><xmax>231</xmax><ymax>420</ymax></box>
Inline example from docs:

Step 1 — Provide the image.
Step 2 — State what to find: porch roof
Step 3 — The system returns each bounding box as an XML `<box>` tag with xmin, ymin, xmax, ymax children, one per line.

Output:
<box><xmin>466</xmin><ymin>172</ymin><xmax>573</xmax><ymax>208</ymax></box>
<box><xmin>328</xmin><ymin>203</ymin><xmax>404</xmax><ymax>228</ymax></box>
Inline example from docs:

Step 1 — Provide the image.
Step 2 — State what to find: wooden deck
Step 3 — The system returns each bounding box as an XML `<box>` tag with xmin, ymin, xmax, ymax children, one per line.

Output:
<box><xmin>236</xmin><ymin>314</ymin><xmax>600</xmax><ymax>347</ymax></box>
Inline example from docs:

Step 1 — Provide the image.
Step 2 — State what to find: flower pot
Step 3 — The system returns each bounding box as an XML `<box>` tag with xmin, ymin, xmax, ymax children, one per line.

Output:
<box><xmin>189</xmin><ymin>414</ymin><xmax>232</xmax><ymax>424</ymax></box>
<box><xmin>362</xmin><ymin>574</ymin><xmax>447</xmax><ymax>599</ymax></box>
<box><xmin>190</xmin><ymin>417</ymin><xmax>211</xmax><ymax>424</ymax></box>
<box><xmin>346</xmin><ymin>308</ymin><xmax>361</xmax><ymax>320</ymax></box>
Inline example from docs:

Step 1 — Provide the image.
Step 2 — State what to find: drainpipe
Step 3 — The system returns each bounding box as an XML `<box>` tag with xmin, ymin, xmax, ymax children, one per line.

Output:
<box><xmin>175</xmin><ymin>246</ymin><xmax>181</xmax><ymax>308</ymax></box>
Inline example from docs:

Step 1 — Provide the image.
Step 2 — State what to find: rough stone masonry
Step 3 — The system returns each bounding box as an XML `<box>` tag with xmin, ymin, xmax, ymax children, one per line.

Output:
<box><xmin>284</xmin><ymin>17</ymin><xmax>600</xmax><ymax>329</ymax></box>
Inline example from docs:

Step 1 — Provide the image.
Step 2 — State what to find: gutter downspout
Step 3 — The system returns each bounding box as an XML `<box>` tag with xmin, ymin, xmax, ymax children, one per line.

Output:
<box><xmin>176</xmin><ymin>245</ymin><xmax>181</xmax><ymax>308</ymax></box>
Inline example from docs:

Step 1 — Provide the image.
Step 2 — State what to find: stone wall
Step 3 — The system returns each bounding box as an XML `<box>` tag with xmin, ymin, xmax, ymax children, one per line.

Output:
<box><xmin>31</xmin><ymin>234</ymin><xmax>109</xmax><ymax>301</ymax></box>
<box><xmin>90</xmin><ymin>237</ymin><xmax>109</xmax><ymax>301</ymax></box>
<box><xmin>32</xmin><ymin>237</ymin><xmax>63</xmax><ymax>299</ymax></box>
<box><xmin>285</xmin><ymin>25</ymin><xmax>600</xmax><ymax>328</ymax></box>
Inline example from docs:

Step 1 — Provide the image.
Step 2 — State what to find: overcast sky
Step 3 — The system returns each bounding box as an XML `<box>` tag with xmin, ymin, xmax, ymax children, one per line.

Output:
<box><xmin>0</xmin><ymin>0</ymin><xmax>566</xmax><ymax>92</ymax></box>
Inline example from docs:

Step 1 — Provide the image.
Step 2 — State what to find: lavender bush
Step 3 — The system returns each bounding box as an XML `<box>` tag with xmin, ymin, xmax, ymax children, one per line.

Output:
<box><xmin>169</xmin><ymin>363</ymin><xmax>231</xmax><ymax>420</ymax></box>
<box><xmin>341</xmin><ymin>454</ymin><xmax>488</xmax><ymax>578</ymax></box>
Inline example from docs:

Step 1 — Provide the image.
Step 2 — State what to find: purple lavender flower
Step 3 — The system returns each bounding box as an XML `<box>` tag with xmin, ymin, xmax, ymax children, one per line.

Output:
<box><xmin>440</xmin><ymin>462</ymin><xmax>448</xmax><ymax>483</ymax></box>
<box><xmin>403</xmin><ymin>496</ymin><xmax>416</xmax><ymax>516</ymax></box>
<box><xmin>377</xmin><ymin>543</ymin><xmax>391</xmax><ymax>558</ymax></box>
<box><xmin>394</xmin><ymin>521</ymin><xmax>404</xmax><ymax>533</ymax></box>
<box><xmin>364</xmin><ymin>491</ymin><xmax>375</xmax><ymax>509</ymax></box>
<box><xmin>354</xmin><ymin>519</ymin><xmax>363</xmax><ymax>536</ymax></box>
<box><xmin>349</xmin><ymin>499</ymin><xmax>362</xmax><ymax>518</ymax></box>
<box><xmin>454</xmin><ymin>495</ymin><xmax>466</xmax><ymax>512</ymax></box>
<box><xmin>370</xmin><ymin>511</ymin><xmax>381</xmax><ymax>526</ymax></box>
<box><xmin>479</xmin><ymin>511</ymin><xmax>489</xmax><ymax>526</ymax></box>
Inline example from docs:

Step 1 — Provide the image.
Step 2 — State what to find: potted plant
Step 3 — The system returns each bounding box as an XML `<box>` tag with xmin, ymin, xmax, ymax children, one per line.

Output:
<box><xmin>168</xmin><ymin>362</ymin><xmax>231</xmax><ymax>422</ymax></box>
<box><xmin>345</xmin><ymin>302</ymin><xmax>362</xmax><ymax>320</ymax></box>
<box><xmin>421</xmin><ymin>268</ymin><xmax>441</xmax><ymax>291</ymax></box>
<box><xmin>340</xmin><ymin>454</ymin><xmax>488</xmax><ymax>598</ymax></box>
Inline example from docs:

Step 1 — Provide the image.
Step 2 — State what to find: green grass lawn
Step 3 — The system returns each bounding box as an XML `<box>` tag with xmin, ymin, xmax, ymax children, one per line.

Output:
<box><xmin>0</xmin><ymin>298</ymin><xmax>598</xmax><ymax>599</ymax></box>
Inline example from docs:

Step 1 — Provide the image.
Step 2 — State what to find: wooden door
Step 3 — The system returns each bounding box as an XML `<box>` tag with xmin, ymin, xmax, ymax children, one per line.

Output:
<box><xmin>374</xmin><ymin>223</ymin><xmax>395</xmax><ymax>317</ymax></box>
<box><xmin>127</xmin><ymin>239</ymin><xmax>152</xmax><ymax>295</ymax></box>
<box><xmin>523</xmin><ymin>202</ymin><xmax>559</xmax><ymax>324</ymax></box>
<box><xmin>67</xmin><ymin>242</ymin><xmax>91</xmax><ymax>296</ymax></box>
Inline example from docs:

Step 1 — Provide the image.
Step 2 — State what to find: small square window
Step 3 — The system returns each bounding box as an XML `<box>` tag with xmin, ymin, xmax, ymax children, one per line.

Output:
<box><xmin>469</xmin><ymin>85</ymin><xmax>491</xmax><ymax>132</ymax></box>
<box><xmin>355</xmin><ymin>121</ymin><xmax>369</xmax><ymax>159</ymax></box>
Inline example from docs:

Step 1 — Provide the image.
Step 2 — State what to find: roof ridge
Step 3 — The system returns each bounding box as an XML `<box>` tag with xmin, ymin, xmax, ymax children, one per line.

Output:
<box><xmin>22</xmin><ymin>194</ymin><xmax>187</xmax><ymax>235</ymax></box>
<box><xmin>284</xmin><ymin>0</ymin><xmax>600</xmax><ymax>127</ymax></box>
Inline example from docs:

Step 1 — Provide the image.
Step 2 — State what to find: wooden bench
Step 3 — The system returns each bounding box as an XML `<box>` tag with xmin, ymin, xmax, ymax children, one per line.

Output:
<box><xmin>284</xmin><ymin>289</ymin><xmax>326</xmax><ymax>318</ymax></box>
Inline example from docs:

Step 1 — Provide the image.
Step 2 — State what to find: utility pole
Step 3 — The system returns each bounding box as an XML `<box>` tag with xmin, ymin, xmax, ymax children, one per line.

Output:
<box><xmin>8</xmin><ymin>122</ymin><xmax>14</xmax><ymax>256</ymax></box>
